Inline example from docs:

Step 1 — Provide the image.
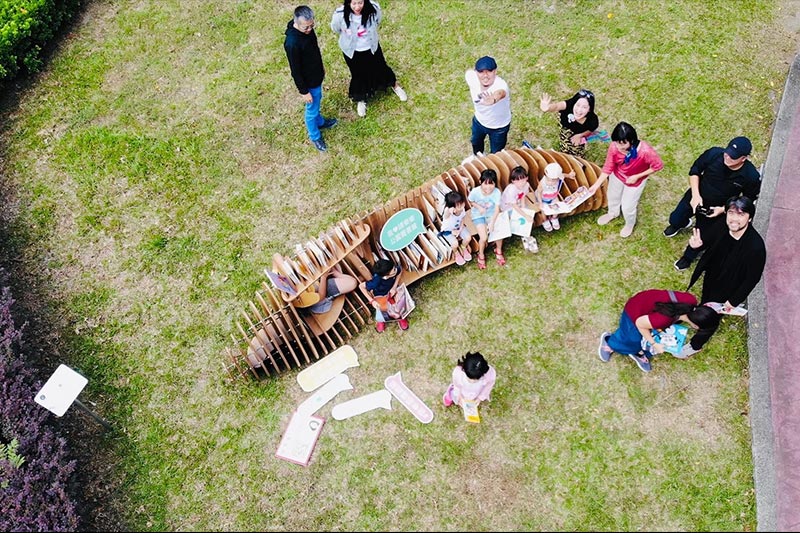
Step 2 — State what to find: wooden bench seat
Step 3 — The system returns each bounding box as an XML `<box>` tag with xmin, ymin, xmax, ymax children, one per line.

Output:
<box><xmin>302</xmin><ymin>295</ymin><xmax>345</xmax><ymax>336</ymax></box>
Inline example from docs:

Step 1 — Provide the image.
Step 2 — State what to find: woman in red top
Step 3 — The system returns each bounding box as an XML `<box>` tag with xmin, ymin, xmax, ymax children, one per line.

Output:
<box><xmin>588</xmin><ymin>122</ymin><xmax>664</xmax><ymax>238</ymax></box>
<box><xmin>597</xmin><ymin>289</ymin><xmax>720</xmax><ymax>373</ymax></box>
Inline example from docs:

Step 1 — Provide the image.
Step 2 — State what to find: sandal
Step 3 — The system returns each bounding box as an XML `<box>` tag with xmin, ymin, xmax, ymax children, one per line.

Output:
<box><xmin>495</xmin><ymin>248</ymin><xmax>506</xmax><ymax>266</ymax></box>
<box><xmin>476</xmin><ymin>254</ymin><xmax>486</xmax><ymax>270</ymax></box>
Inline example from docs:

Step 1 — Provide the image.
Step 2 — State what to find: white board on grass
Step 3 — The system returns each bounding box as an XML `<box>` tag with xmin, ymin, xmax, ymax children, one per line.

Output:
<box><xmin>275</xmin><ymin>411</ymin><xmax>325</xmax><ymax>467</ymax></box>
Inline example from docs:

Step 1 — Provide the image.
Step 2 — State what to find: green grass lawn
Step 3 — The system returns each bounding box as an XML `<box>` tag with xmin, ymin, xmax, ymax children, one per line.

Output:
<box><xmin>1</xmin><ymin>0</ymin><xmax>796</xmax><ymax>530</ymax></box>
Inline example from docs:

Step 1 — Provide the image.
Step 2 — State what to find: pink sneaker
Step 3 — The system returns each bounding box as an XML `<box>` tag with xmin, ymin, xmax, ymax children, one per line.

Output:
<box><xmin>542</xmin><ymin>219</ymin><xmax>553</xmax><ymax>232</ymax></box>
<box><xmin>398</xmin><ymin>318</ymin><xmax>409</xmax><ymax>330</ymax></box>
<box><xmin>442</xmin><ymin>385</ymin><xmax>454</xmax><ymax>407</ymax></box>
<box><xmin>454</xmin><ymin>249</ymin><xmax>465</xmax><ymax>266</ymax></box>
<box><xmin>551</xmin><ymin>217</ymin><xmax>561</xmax><ymax>230</ymax></box>
<box><xmin>375</xmin><ymin>321</ymin><xmax>386</xmax><ymax>333</ymax></box>
<box><xmin>462</xmin><ymin>248</ymin><xmax>472</xmax><ymax>261</ymax></box>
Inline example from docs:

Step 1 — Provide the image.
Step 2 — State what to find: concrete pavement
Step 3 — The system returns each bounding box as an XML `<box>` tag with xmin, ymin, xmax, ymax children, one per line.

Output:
<box><xmin>749</xmin><ymin>51</ymin><xmax>800</xmax><ymax>532</ymax></box>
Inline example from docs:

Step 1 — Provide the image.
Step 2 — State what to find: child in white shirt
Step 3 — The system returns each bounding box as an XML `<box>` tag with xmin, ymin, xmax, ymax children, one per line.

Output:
<box><xmin>439</xmin><ymin>191</ymin><xmax>473</xmax><ymax>266</ymax></box>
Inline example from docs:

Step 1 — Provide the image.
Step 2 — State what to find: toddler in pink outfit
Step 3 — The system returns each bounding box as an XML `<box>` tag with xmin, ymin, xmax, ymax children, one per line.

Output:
<box><xmin>442</xmin><ymin>351</ymin><xmax>497</xmax><ymax>407</ymax></box>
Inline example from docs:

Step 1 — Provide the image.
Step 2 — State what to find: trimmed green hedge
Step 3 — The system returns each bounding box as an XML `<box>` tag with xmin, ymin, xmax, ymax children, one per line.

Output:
<box><xmin>0</xmin><ymin>0</ymin><xmax>81</xmax><ymax>80</ymax></box>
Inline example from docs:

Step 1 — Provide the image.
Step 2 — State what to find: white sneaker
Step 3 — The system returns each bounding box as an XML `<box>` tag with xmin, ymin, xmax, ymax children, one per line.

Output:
<box><xmin>357</xmin><ymin>101</ymin><xmax>367</xmax><ymax>117</ymax></box>
<box><xmin>597</xmin><ymin>213</ymin><xmax>617</xmax><ymax>226</ymax></box>
<box><xmin>542</xmin><ymin>219</ymin><xmax>553</xmax><ymax>232</ymax></box>
<box><xmin>393</xmin><ymin>85</ymin><xmax>408</xmax><ymax>102</ymax></box>
<box><xmin>674</xmin><ymin>345</ymin><xmax>700</xmax><ymax>359</ymax></box>
<box><xmin>620</xmin><ymin>225</ymin><xmax>635</xmax><ymax>238</ymax></box>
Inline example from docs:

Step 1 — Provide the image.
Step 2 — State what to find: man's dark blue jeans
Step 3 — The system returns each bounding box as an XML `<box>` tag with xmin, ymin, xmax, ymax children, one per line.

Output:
<box><xmin>471</xmin><ymin>116</ymin><xmax>510</xmax><ymax>155</ymax></box>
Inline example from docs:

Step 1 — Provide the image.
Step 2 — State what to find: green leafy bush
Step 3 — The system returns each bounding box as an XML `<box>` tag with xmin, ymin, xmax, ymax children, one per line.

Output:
<box><xmin>0</xmin><ymin>0</ymin><xmax>82</xmax><ymax>80</ymax></box>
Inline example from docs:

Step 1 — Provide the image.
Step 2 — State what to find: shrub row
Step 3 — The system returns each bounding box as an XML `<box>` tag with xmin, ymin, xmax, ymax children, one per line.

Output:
<box><xmin>0</xmin><ymin>274</ymin><xmax>80</xmax><ymax>531</ymax></box>
<box><xmin>0</xmin><ymin>0</ymin><xmax>82</xmax><ymax>80</ymax></box>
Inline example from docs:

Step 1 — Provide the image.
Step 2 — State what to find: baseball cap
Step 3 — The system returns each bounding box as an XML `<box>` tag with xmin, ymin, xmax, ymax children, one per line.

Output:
<box><xmin>475</xmin><ymin>56</ymin><xmax>497</xmax><ymax>72</ymax></box>
<box><xmin>724</xmin><ymin>136</ymin><xmax>752</xmax><ymax>159</ymax></box>
<box><xmin>544</xmin><ymin>162</ymin><xmax>563</xmax><ymax>180</ymax></box>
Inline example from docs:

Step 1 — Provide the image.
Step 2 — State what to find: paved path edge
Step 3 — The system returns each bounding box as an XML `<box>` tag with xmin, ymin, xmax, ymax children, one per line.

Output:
<box><xmin>749</xmin><ymin>51</ymin><xmax>800</xmax><ymax>532</ymax></box>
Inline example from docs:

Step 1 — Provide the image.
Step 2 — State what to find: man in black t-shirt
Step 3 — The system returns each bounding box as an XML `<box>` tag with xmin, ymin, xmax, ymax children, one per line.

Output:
<box><xmin>665</xmin><ymin>136</ymin><xmax>761</xmax><ymax>270</ymax></box>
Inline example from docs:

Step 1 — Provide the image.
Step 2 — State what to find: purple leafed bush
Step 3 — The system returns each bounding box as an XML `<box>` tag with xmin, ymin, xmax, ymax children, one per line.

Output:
<box><xmin>0</xmin><ymin>277</ymin><xmax>80</xmax><ymax>531</ymax></box>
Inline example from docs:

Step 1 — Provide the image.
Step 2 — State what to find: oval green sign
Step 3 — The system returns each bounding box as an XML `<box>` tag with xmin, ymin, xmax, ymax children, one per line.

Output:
<box><xmin>379</xmin><ymin>208</ymin><xmax>425</xmax><ymax>251</ymax></box>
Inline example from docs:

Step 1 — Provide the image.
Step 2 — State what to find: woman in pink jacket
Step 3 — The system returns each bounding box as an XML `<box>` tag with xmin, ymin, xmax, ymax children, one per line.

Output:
<box><xmin>589</xmin><ymin>122</ymin><xmax>664</xmax><ymax>238</ymax></box>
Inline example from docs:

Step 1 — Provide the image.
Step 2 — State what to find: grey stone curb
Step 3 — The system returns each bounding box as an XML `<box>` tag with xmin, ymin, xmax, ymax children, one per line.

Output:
<box><xmin>749</xmin><ymin>52</ymin><xmax>800</xmax><ymax>532</ymax></box>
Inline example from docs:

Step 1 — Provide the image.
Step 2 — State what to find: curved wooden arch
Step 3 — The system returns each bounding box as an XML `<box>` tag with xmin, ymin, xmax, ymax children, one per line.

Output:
<box><xmin>502</xmin><ymin>149</ymin><xmax>528</xmax><ymax>174</ymax></box>
<box><xmin>225</xmin><ymin>146</ymin><xmax>607</xmax><ymax>380</ymax></box>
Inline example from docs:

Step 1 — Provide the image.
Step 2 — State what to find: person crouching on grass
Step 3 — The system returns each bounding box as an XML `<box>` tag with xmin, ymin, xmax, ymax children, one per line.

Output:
<box><xmin>597</xmin><ymin>289</ymin><xmax>721</xmax><ymax>373</ymax></box>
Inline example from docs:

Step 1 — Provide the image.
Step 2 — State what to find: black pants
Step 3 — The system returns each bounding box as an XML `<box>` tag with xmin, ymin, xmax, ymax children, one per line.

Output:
<box><xmin>343</xmin><ymin>46</ymin><xmax>397</xmax><ymax>102</ymax></box>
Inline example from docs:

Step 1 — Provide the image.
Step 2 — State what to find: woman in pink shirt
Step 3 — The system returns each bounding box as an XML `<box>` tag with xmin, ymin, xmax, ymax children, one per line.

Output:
<box><xmin>588</xmin><ymin>122</ymin><xmax>664</xmax><ymax>238</ymax></box>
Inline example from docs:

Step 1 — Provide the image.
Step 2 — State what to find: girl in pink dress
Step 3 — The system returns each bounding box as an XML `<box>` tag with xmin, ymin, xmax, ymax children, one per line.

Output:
<box><xmin>442</xmin><ymin>352</ymin><xmax>497</xmax><ymax>407</ymax></box>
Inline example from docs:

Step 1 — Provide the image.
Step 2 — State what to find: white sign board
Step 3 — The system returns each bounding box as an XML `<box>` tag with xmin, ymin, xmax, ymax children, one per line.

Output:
<box><xmin>275</xmin><ymin>411</ymin><xmax>325</xmax><ymax>466</ymax></box>
<box><xmin>34</xmin><ymin>364</ymin><xmax>88</xmax><ymax>417</ymax></box>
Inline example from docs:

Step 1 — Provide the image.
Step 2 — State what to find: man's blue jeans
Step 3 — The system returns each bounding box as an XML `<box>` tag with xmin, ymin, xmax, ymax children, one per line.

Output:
<box><xmin>471</xmin><ymin>116</ymin><xmax>510</xmax><ymax>155</ymax></box>
<box><xmin>305</xmin><ymin>85</ymin><xmax>326</xmax><ymax>142</ymax></box>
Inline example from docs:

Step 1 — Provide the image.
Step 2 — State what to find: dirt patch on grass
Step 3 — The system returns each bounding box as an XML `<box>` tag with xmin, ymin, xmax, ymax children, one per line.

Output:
<box><xmin>639</xmin><ymin>375</ymin><xmax>733</xmax><ymax>449</ymax></box>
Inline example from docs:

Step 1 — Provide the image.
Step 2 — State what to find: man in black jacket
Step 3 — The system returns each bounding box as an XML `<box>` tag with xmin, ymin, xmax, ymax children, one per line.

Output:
<box><xmin>284</xmin><ymin>5</ymin><xmax>337</xmax><ymax>152</ymax></box>
<box><xmin>667</xmin><ymin>136</ymin><xmax>762</xmax><ymax>270</ymax></box>
<box><xmin>664</xmin><ymin>136</ymin><xmax>760</xmax><ymax>232</ymax></box>
<box><xmin>677</xmin><ymin>196</ymin><xmax>766</xmax><ymax>358</ymax></box>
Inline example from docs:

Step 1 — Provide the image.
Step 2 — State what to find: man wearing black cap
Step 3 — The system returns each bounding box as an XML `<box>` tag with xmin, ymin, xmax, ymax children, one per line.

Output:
<box><xmin>665</xmin><ymin>136</ymin><xmax>762</xmax><ymax>271</ymax></box>
<box><xmin>664</xmin><ymin>136</ymin><xmax>761</xmax><ymax>242</ymax></box>
<box><xmin>465</xmin><ymin>55</ymin><xmax>511</xmax><ymax>155</ymax></box>
<box><xmin>675</xmin><ymin>195</ymin><xmax>766</xmax><ymax>358</ymax></box>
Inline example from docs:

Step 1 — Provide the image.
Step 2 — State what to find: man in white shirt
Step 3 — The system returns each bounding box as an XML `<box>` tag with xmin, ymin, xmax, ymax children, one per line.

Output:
<box><xmin>465</xmin><ymin>56</ymin><xmax>512</xmax><ymax>155</ymax></box>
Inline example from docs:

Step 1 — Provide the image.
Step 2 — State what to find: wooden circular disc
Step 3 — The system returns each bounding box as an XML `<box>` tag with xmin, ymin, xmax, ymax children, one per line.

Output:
<box><xmin>471</xmin><ymin>157</ymin><xmax>488</xmax><ymax>171</ymax></box>
<box><xmin>536</xmin><ymin>148</ymin><xmax>558</xmax><ymax>165</ymax></box>
<box><xmin>489</xmin><ymin>153</ymin><xmax>512</xmax><ymax>186</ymax></box>
<box><xmin>561</xmin><ymin>153</ymin><xmax>592</xmax><ymax>214</ymax></box>
<box><xmin>462</xmin><ymin>161</ymin><xmax>482</xmax><ymax>187</ymax></box>
<box><xmin>526</xmin><ymin>148</ymin><xmax>550</xmax><ymax>177</ymax></box>
<box><xmin>443</xmin><ymin>171</ymin><xmax>464</xmax><ymax>199</ymax></box>
<box><xmin>513</xmin><ymin>148</ymin><xmax>541</xmax><ymax>184</ymax></box>
<box><xmin>497</xmin><ymin>150</ymin><xmax>522</xmax><ymax>175</ymax></box>
<box><xmin>580</xmin><ymin>158</ymin><xmax>604</xmax><ymax>211</ymax></box>
<box><xmin>478</xmin><ymin>153</ymin><xmax>503</xmax><ymax>185</ymax></box>
<box><xmin>504</xmin><ymin>149</ymin><xmax>528</xmax><ymax>174</ymax></box>
<box><xmin>450</xmin><ymin>167</ymin><xmax>471</xmax><ymax>197</ymax></box>
<box><xmin>487</xmin><ymin>153</ymin><xmax>510</xmax><ymax>184</ymax></box>
<box><xmin>591</xmin><ymin>161</ymin><xmax>608</xmax><ymax>210</ymax></box>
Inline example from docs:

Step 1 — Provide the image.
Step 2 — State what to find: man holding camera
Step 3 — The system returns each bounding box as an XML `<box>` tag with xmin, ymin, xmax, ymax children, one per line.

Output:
<box><xmin>664</xmin><ymin>136</ymin><xmax>761</xmax><ymax>270</ymax></box>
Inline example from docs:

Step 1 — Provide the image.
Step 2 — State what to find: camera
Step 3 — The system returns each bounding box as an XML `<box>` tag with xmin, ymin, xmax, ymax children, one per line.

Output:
<box><xmin>696</xmin><ymin>205</ymin><xmax>713</xmax><ymax>216</ymax></box>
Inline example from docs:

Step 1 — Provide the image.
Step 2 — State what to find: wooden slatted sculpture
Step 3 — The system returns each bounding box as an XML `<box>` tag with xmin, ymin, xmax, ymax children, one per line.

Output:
<box><xmin>224</xmin><ymin>148</ymin><xmax>607</xmax><ymax>381</ymax></box>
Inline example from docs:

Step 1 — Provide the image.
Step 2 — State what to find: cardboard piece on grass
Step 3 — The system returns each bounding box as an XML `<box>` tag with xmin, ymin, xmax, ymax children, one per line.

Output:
<box><xmin>331</xmin><ymin>389</ymin><xmax>393</xmax><ymax>420</ymax></box>
<box><xmin>296</xmin><ymin>373</ymin><xmax>353</xmax><ymax>416</ymax></box>
<box><xmin>297</xmin><ymin>344</ymin><xmax>360</xmax><ymax>392</ymax></box>
<box><xmin>384</xmin><ymin>371</ymin><xmax>434</xmax><ymax>423</ymax></box>
<box><xmin>275</xmin><ymin>411</ymin><xmax>325</xmax><ymax>467</ymax></box>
